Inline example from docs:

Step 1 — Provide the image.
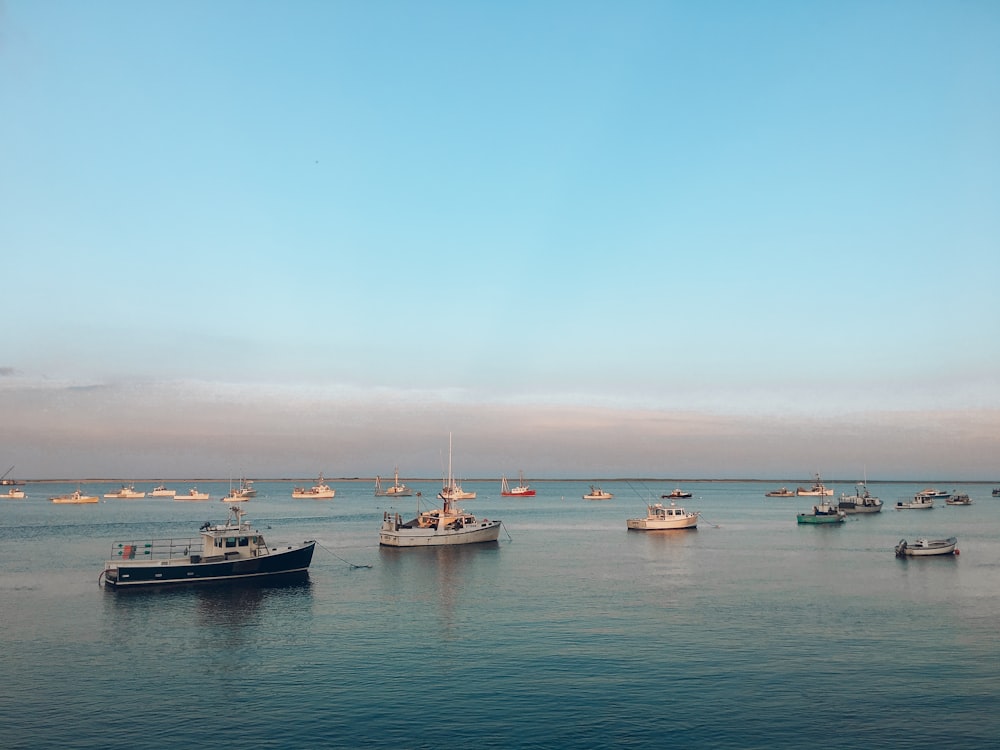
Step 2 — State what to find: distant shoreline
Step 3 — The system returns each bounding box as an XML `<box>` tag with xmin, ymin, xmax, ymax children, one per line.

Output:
<box><xmin>10</xmin><ymin>477</ymin><xmax>998</xmax><ymax>485</ymax></box>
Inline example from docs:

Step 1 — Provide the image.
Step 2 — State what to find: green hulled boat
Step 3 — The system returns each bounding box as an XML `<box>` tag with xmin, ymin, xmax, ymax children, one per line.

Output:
<box><xmin>797</xmin><ymin>500</ymin><xmax>846</xmax><ymax>524</ymax></box>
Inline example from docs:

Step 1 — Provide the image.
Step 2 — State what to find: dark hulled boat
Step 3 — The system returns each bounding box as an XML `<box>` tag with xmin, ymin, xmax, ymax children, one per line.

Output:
<box><xmin>101</xmin><ymin>505</ymin><xmax>315</xmax><ymax>588</ymax></box>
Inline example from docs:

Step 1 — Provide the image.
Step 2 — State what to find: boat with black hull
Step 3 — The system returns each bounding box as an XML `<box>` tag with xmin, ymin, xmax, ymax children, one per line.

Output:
<box><xmin>100</xmin><ymin>505</ymin><xmax>316</xmax><ymax>588</ymax></box>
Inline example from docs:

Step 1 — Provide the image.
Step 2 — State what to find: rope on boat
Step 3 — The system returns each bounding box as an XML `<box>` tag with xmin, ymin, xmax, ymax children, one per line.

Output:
<box><xmin>316</xmin><ymin>541</ymin><xmax>372</xmax><ymax>569</ymax></box>
<box><xmin>501</xmin><ymin>521</ymin><xmax>513</xmax><ymax>542</ymax></box>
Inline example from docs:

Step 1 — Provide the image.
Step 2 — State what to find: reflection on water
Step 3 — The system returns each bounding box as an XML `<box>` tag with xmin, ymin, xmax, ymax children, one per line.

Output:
<box><xmin>378</xmin><ymin>543</ymin><xmax>500</xmax><ymax>638</ymax></box>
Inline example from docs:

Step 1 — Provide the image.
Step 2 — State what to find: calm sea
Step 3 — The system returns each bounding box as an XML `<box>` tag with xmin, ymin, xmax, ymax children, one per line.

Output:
<box><xmin>1</xmin><ymin>479</ymin><xmax>998</xmax><ymax>749</ymax></box>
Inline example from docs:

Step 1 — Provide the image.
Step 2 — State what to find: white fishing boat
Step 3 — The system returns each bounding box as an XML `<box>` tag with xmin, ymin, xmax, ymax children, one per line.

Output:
<box><xmin>895</xmin><ymin>494</ymin><xmax>935</xmax><ymax>510</ymax></box>
<box><xmin>2</xmin><ymin>487</ymin><xmax>26</xmax><ymax>499</ymax></box>
<box><xmin>796</xmin><ymin>474</ymin><xmax>833</xmax><ymax>496</ymax></box>
<box><xmin>225</xmin><ymin>477</ymin><xmax>256</xmax><ymax>501</ymax></box>
<box><xmin>379</xmin><ymin>435</ymin><xmax>500</xmax><ymax>547</ymax></box>
<box><xmin>627</xmin><ymin>501</ymin><xmax>698</xmax><ymax>530</ymax></box>
<box><xmin>895</xmin><ymin>537</ymin><xmax>958</xmax><ymax>557</ymax></box>
<box><xmin>150</xmin><ymin>485</ymin><xmax>176</xmax><ymax>497</ymax></box>
<box><xmin>500</xmin><ymin>471</ymin><xmax>536</xmax><ymax>497</ymax></box>
<box><xmin>583</xmin><ymin>485</ymin><xmax>614</xmax><ymax>500</ymax></box>
<box><xmin>765</xmin><ymin>487</ymin><xmax>795</xmax><ymax>497</ymax></box>
<box><xmin>50</xmin><ymin>488</ymin><xmax>99</xmax><ymax>504</ymax></box>
<box><xmin>916</xmin><ymin>487</ymin><xmax>951</xmax><ymax>500</ymax></box>
<box><xmin>175</xmin><ymin>487</ymin><xmax>210</xmax><ymax>501</ymax></box>
<box><xmin>104</xmin><ymin>484</ymin><xmax>146</xmax><ymax>499</ymax></box>
<box><xmin>437</xmin><ymin>435</ymin><xmax>476</xmax><ymax>500</ymax></box>
<box><xmin>837</xmin><ymin>481</ymin><xmax>883</xmax><ymax>514</ymax></box>
<box><xmin>292</xmin><ymin>474</ymin><xmax>335</xmax><ymax>499</ymax></box>
<box><xmin>374</xmin><ymin>467</ymin><xmax>413</xmax><ymax>497</ymax></box>
<box><xmin>945</xmin><ymin>494</ymin><xmax>972</xmax><ymax>506</ymax></box>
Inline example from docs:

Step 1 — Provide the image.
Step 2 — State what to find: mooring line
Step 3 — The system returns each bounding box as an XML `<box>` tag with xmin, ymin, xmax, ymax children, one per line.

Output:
<box><xmin>316</xmin><ymin>541</ymin><xmax>373</xmax><ymax>569</ymax></box>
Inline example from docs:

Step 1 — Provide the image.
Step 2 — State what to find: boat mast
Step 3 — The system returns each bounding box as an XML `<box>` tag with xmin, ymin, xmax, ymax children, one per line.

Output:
<box><xmin>444</xmin><ymin>433</ymin><xmax>453</xmax><ymax>513</ymax></box>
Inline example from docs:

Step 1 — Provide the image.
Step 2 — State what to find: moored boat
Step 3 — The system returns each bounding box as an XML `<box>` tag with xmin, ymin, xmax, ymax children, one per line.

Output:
<box><xmin>627</xmin><ymin>501</ymin><xmax>698</xmax><ymax>530</ymax></box>
<box><xmin>104</xmin><ymin>484</ymin><xmax>146</xmax><ymax>499</ymax></box>
<box><xmin>150</xmin><ymin>484</ymin><xmax>176</xmax><ymax>497</ymax></box>
<box><xmin>226</xmin><ymin>477</ymin><xmax>256</xmax><ymax>501</ymax></box>
<box><xmin>100</xmin><ymin>505</ymin><xmax>316</xmax><ymax>588</ymax></box>
<box><xmin>945</xmin><ymin>494</ymin><xmax>972</xmax><ymax>506</ymax></box>
<box><xmin>796</xmin><ymin>474</ymin><xmax>833</xmax><ymax>496</ymax></box>
<box><xmin>765</xmin><ymin>487</ymin><xmax>795</xmax><ymax>497</ymax></box>
<box><xmin>838</xmin><ymin>482</ymin><xmax>882</xmax><ymax>514</ymax></box>
<box><xmin>797</xmin><ymin>499</ymin><xmax>846</xmax><ymax>524</ymax></box>
<box><xmin>895</xmin><ymin>537</ymin><xmax>958</xmax><ymax>557</ymax></box>
<box><xmin>50</xmin><ymin>489</ymin><xmax>99</xmax><ymax>504</ymax></box>
<box><xmin>501</xmin><ymin>471</ymin><xmax>536</xmax><ymax>497</ymax></box>
<box><xmin>437</xmin><ymin>435</ymin><xmax>476</xmax><ymax>500</ymax></box>
<box><xmin>583</xmin><ymin>485</ymin><xmax>614</xmax><ymax>500</ymax></box>
<box><xmin>662</xmin><ymin>488</ymin><xmax>692</xmax><ymax>499</ymax></box>
<box><xmin>915</xmin><ymin>487</ymin><xmax>951</xmax><ymax>500</ymax></box>
<box><xmin>3</xmin><ymin>487</ymin><xmax>26</xmax><ymax>499</ymax></box>
<box><xmin>292</xmin><ymin>474</ymin><xmax>335</xmax><ymax>499</ymax></box>
<box><xmin>175</xmin><ymin>487</ymin><xmax>210</xmax><ymax>501</ymax></box>
<box><xmin>374</xmin><ymin>467</ymin><xmax>413</xmax><ymax>497</ymax></box>
<box><xmin>379</xmin><ymin>503</ymin><xmax>502</xmax><ymax>547</ymax></box>
<box><xmin>380</xmin><ymin>436</ymin><xmax>500</xmax><ymax>547</ymax></box>
<box><xmin>895</xmin><ymin>494</ymin><xmax>934</xmax><ymax>510</ymax></box>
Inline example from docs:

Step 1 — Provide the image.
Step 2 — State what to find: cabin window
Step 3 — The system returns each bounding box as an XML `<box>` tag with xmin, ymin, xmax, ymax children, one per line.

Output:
<box><xmin>238</xmin><ymin>537</ymin><xmax>249</xmax><ymax>547</ymax></box>
<box><xmin>215</xmin><ymin>538</ymin><xmax>222</xmax><ymax>548</ymax></box>
<box><xmin>225</xmin><ymin>537</ymin><xmax>237</xmax><ymax>548</ymax></box>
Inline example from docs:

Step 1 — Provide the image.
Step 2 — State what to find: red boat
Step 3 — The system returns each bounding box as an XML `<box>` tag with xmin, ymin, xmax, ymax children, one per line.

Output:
<box><xmin>501</xmin><ymin>472</ymin><xmax>536</xmax><ymax>497</ymax></box>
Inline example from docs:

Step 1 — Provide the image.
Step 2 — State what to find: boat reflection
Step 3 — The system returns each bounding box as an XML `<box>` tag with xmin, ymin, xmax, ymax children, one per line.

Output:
<box><xmin>378</xmin><ymin>542</ymin><xmax>499</xmax><ymax>639</ymax></box>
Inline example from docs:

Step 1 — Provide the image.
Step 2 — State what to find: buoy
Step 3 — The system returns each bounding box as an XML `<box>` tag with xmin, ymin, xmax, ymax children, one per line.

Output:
<box><xmin>955</xmin><ymin>549</ymin><xmax>960</xmax><ymax>555</ymax></box>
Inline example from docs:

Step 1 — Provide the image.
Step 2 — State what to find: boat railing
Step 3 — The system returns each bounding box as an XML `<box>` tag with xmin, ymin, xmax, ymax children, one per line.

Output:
<box><xmin>109</xmin><ymin>537</ymin><xmax>202</xmax><ymax>561</ymax></box>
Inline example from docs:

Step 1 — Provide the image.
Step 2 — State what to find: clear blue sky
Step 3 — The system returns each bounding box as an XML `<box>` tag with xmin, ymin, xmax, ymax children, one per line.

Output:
<box><xmin>2</xmin><ymin>1</ymin><xmax>998</xmax><ymax>480</ymax></box>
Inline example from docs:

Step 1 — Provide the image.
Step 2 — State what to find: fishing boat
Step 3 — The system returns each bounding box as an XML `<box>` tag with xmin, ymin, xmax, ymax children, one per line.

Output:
<box><xmin>992</xmin><ymin>488</ymin><xmax>1000</xmax><ymax>497</ymax></box>
<box><xmin>292</xmin><ymin>474</ymin><xmax>335</xmax><ymax>499</ymax></box>
<box><xmin>837</xmin><ymin>482</ymin><xmax>883</xmax><ymax>514</ymax></box>
<box><xmin>2</xmin><ymin>487</ymin><xmax>26</xmax><ymax>499</ymax></box>
<box><xmin>225</xmin><ymin>477</ymin><xmax>256</xmax><ymax>501</ymax></box>
<box><xmin>374</xmin><ymin>467</ymin><xmax>413</xmax><ymax>497</ymax></box>
<box><xmin>765</xmin><ymin>487</ymin><xmax>795</xmax><ymax>497</ymax></box>
<box><xmin>100</xmin><ymin>505</ymin><xmax>316</xmax><ymax>588</ymax></box>
<box><xmin>150</xmin><ymin>485</ymin><xmax>176</xmax><ymax>497</ymax></box>
<box><xmin>50</xmin><ymin>489</ymin><xmax>99</xmax><ymax>504</ymax></box>
<box><xmin>0</xmin><ymin>466</ymin><xmax>23</xmax><ymax>485</ymax></box>
<box><xmin>583</xmin><ymin>485</ymin><xmax>614</xmax><ymax>500</ymax></box>
<box><xmin>895</xmin><ymin>494</ymin><xmax>934</xmax><ymax>510</ymax></box>
<box><xmin>437</xmin><ymin>435</ymin><xmax>476</xmax><ymax>501</ymax></box>
<box><xmin>796</xmin><ymin>500</ymin><xmax>846</xmax><ymax>524</ymax></box>
<box><xmin>380</xmin><ymin>437</ymin><xmax>500</xmax><ymax>547</ymax></box>
<box><xmin>175</xmin><ymin>487</ymin><xmax>210</xmax><ymax>501</ymax></box>
<box><xmin>895</xmin><ymin>537</ymin><xmax>958</xmax><ymax>557</ymax></box>
<box><xmin>104</xmin><ymin>484</ymin><xmax>146</xmax><ymax>499</ymax></box>
<box><xmin>500</xmin><ymin>471</ymin><xmax>536</xmax><ymax>497</ymax></box>
<box><xmin>662</xmin><ymin>488</ymin><xmax>692</xmax><ymax>499</ymax></box>
<box><xmin>916</xmin><ymin>487</ymin><xmax>951</xmax><ymax>500</ymax></box>
<box><xmin>627</xmin><ymin>500</ymin><xmax>698</xmax><ymax>530</ymax></box>
<box><xmin>796</xmin><ymin>474</ymin><xmax>833</xmax><ymax>496</ymax></box>
<box><xmin>945</xmin><ymin>494</ymin><xmax>972</xmax><ymax>505</ymax></box>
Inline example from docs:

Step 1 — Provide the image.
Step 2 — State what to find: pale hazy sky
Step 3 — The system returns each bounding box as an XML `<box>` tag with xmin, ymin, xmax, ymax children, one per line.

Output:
<box><xmin>2</xmin><ymin>1</ymin><xmax>998</xmax><ymax>480</ymax></box>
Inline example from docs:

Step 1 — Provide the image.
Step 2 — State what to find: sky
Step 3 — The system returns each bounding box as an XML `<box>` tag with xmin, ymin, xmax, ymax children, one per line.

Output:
<box><xmin>1</xmin><ymin>1</ymin><xmax>999</xmax><ymax>481</ymax></box>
